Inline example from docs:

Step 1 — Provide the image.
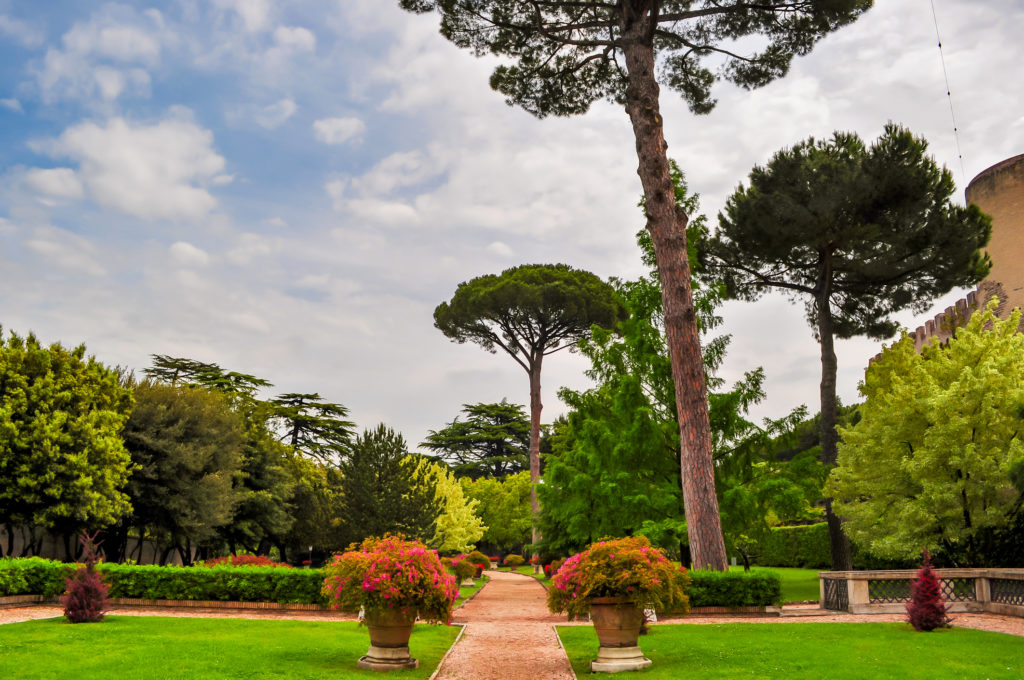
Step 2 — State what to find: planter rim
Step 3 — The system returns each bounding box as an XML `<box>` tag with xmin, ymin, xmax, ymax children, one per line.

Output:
<box><xmin>590</xmin><ymin>596</ymin><xmax>637</xmax><ymax>605</ymax></box>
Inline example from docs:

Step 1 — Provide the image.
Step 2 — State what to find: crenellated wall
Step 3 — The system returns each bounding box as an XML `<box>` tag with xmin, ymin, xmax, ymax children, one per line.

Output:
<box><xmin>871</xmin><ymin>154</ymin><xmax>1024</xmax><ymax>364</ymax></box>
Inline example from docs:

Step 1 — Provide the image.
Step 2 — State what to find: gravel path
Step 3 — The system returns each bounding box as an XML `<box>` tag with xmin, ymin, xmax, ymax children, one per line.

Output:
<box><xmin>437</xmin><ymin>570</ymin><xmax>574</xmax><ymax>680</ymax></box>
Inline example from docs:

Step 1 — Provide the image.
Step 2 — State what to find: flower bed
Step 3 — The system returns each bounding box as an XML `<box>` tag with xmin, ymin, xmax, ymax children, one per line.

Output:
<box><xmin>321</xmin><ymin>535</ymin><xmax>458</xmax><ymax>624</ymax></box>
<box><xmin>548</xmin><ymin>537</ymin><xmax>690</xmax><ymax>620</ymax></box>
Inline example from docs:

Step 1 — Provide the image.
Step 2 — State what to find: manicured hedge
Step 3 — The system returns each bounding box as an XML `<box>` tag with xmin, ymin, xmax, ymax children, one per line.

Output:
<box><xmin>3</xmin><ymin>557</ymin><xmax>780</xmax><ymax>608</ymax></box>
<box><xmin>0</xmin><ymin>558</ymin><xmax>326</xmax><ymax>604</ymax></box>
<box><xmin>0</xmin><ymin>557</ymin><xmax>73</xmax><ymax>597</ymax></box>
<box><xmin>753</xmin><ymin>523</ymin><xmax>831</xmax><ymax>569</ymax></box>
<box><xmin>688</xmin><ymin>569</ymin><xmax>783</xmax><ymax>608</ymax></box>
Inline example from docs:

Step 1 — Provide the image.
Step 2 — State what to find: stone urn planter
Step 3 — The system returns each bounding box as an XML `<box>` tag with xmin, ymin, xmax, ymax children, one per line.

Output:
<box><xmin>321</xmin><ymin>536</ymin><xmax>460</xmax><ymax>673</ymax></box>
<box><xmin>358</xmin><ymin>608</ymin><xmax>419</xmax><ymax>671</ymax></box>
<box><xmin>588</xmin><ymin>597</ymin><xmax>652</xmax><ymax>673</ymax></box>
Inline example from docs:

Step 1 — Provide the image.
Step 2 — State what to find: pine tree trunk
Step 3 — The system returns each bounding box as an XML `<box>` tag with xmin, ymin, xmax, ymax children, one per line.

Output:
<box><xmin>816</xmin><ymin>286</ymin><xmax>853</xmax><ymax>571</ymax></box>
<box><xmin>528</xmin><ymin>356</ymin><xmax>543</xmax><ymax>546</ymax></box>
<box><xmin>621</xmin><ymin>10</ymin><xmax>727</xmax><ymax>571</ymax></box>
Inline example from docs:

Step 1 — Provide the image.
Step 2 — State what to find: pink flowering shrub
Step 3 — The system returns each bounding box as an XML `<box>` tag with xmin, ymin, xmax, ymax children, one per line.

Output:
<box><xmin>447</xmin><ymin>554</ymin><xmax>477</xmax><ymax>581</ymax></box>
<box><xmin>547</xmin><ymin>536</ymin><xmax>690</xmax><ymax>621</ymax></box>
<box><xmin>321</xmin><ymin>535</ymin><xmax>459</xmax><ymax>624</ymax></box>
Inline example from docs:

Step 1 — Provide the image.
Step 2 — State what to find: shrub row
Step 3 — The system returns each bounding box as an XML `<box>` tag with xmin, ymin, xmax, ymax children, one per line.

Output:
<box><xmin>753</xmin><ymin>523</ymin><xmax>831</xmax><ymax>569</ymax></box>
<box><xmin>0</xmin><ymin>558</ymin><xmax>325</xmax><ymax>604</ymax></box>
<box><xmin>2</xmin><ymin>557</ymin><xmax>781</xmax><ymax>608</ymax></box>
<box><xmin>751</xmin><ymin>523</ymin><xmax>918</xmax><ymax>570</ymax></box>
<box><xmin>688</xmin><ymin>569</ymin><xmax>783</xmax><ymax>608</ymax></box>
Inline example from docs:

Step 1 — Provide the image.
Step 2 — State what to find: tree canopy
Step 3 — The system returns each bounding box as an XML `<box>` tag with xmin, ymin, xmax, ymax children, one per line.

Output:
<box><xmin>538</xmin><ymin>166</ymin><xmax>805</xmax><ymax>561</ymax></box>
<box><xmin>702</xmin><ymin>124</ymin><xmax>992</xmax><ymax>569</ymax></box>
<box><xmin>337</xmin><ymin>425</ymin><xmax>440</xmax><ymax>546</ymax></box>
<box><xmin>120</xmin><ymin>380</ymin><xmax>245</xmax><ymax>565</ymax></box>
<box><xmin>829</xmin><ymin>301</ymin><xmax>1024</xmax><ymax>566</ymax></box>
<box><xmin>434</xmin><ymin>263</ymin><xmax>620</xmax><ymax>545</ymax></box>
<box><xmin>415</xmin><ymin>459</ymin><xmax>486</xmax><ymax>553</ymax></box>
<box><xmin>421</xmin><ymin>400</ymin><xmax>529</xmax><ymax>479</ymax></box>
<box><xmin>0</xmin><ymin>329</ymin><xmax>133</xmax><ymax>538</ymax></box>
<box><xmin>271</xmin><ymin>392</ymin><xmax>354</xmax><ymax>464</ymax></box>
<box><xmin>399</xmin><ymin>1</ymin><xmax>870</xmax><ymax>117</ymax></box>
<box><xmin>402</xmin><ymin>0</ymin><xmax>870</xmax><ymax>570</ymax></box>
<box><xmin>461</xmin><ymin>471</ymin><xmax>533</xmax><ymax>553</ymax></box>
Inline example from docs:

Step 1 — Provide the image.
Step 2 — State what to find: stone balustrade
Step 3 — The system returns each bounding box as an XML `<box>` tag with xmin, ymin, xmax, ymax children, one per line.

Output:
<box><xmin>820</xmin><ymin>569</ymin><xmax>1024</xmax><ymax>617</ymax></box>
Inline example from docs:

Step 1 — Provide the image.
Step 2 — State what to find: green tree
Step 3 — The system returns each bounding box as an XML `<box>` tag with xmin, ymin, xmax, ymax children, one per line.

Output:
<box><xmin>216</xmin><ymin>400</ymin><xmax>296</xmax><ymax>561</ymax></box>
<box><xmin>538</xmin><ymin>168</ymin><xmax>800</xmax><ymax>561</ymax></box>
<box><xmin>401</xmin><ymin>0</ymin><xmax>871</xmax><ymax>571</ymax></box>
<box><xmin>145</xmin><ymin>355</ymin><xmax>271</xmax><ymax>398</ymax></box>
<box><xmin>828</xmin><ymin>301</ymin><xmax>1024</xmax><ymax>566</ymax></box>
<box><xmin>703</xmin><ymin>125</ymin><xmax>992</xmax><ymax>569</ymax></box>
<box><xmin>271</xmin><ymin>393</ymin><xmax>354</xmax><ymax>464</ymax></box>
<box><xmin>0</xmin><ymin>329</ymin><xmax>133</xmax><ymax>557</ymax></box>
<box><xmin>120</xmin><ymin>381</ymin><xmax>245</xmax><ymax>565</ymax></box>
<box><xmin>461</xmin><ymin>471</ymin><xmax>533</xmax><ymax>553</ymax></box>
<box><xmin>415</xmin><ymin>458</ymin><xmax>486</xmax><ymax>552</ymax></box>
<box><xmin>434</xmin><ymin>264</ymin><xmax>620</xmax><ymax>546</ymax></box>
<box><xmin>421</xmin><ymin>400</ymin><xmax>529</xmax><ymax>479</ymax></box>
<box><xmin>337</xmin><ymin>425</ymin><xmax>440</xmax><ymax>545</ymax></box>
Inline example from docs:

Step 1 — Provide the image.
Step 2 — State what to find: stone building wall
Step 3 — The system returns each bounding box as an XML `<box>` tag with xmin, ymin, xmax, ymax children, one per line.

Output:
<box><xmin>872</xmin><ymin>154</ymin><xmax>1024</xmax><ymax>362</ymax></box>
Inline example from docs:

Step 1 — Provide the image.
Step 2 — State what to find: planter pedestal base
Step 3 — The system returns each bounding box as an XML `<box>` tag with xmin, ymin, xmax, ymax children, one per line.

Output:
<box><xmin>357</xmin><ymin>645</ymin><xmax>419</xmax><ymax>671</ymax></box>
<box><xmin>590</xmin><ymin>646</ymin><xmax>652</xmax><ymax>674</ymax></box>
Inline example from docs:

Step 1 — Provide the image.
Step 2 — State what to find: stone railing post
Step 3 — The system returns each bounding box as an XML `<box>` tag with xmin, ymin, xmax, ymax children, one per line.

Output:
<box><xmin>848</xmin><ymin>576</ymin><xmax>870</xmax><ymax>613</ymax></box>
<box><xmin>976</xmin><ymin>574</ymin><xmax>991</xmax><ymax>607</ymax></box>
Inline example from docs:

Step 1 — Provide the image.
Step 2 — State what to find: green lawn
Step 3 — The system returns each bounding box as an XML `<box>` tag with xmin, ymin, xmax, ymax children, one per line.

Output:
<box><xmin>729</xmin><ymin>566</ymin><xmax>821</xmax><ymax>603</ymax></box>
<box><xmin>0</xmin><ymin>616</ymin><xmax>460</xmax><ymax>679</ymax></box>
<box><xmin>558</xmin><ymin>623</ymin><xmax>1024</xmax><ymax>679</ymax></box>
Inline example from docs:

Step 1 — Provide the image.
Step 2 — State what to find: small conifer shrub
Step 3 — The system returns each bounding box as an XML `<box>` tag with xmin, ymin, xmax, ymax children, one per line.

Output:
<box><xmin>906</xmin><ymin>548</ymin><xmax>951</xmax><ymax>632</ymax></box>
<box><xmin>62</xmin><ymin>533</ymin><xmax>108</xmax><ymax>623</ymax></box>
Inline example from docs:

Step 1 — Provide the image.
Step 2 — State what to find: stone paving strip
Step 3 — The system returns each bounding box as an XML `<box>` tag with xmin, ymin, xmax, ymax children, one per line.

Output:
<box><xmin>436</xmin><ymin>570</ymin><xmax>575</xmax><ymax>680</ymax></box>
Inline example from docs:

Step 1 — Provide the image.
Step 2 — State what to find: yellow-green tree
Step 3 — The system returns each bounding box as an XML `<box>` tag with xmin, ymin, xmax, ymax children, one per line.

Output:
<box><xmin>829</xmin><ymin>300</ymin><xmax>1024</xmax><ymax>565</ymax></box>
<box><xmin>416</xmin><ymin>459</ymin><xmax>486</xmax><ymax>553</ymax></box>
<box><xmin>0</xmin><ymin>328</ymin><xmax>133</xmax><ymax>552</ymax></box>
<box><xmin>461</xmin><ymin>471</ymin><xmax>532</xmax><ymax>552</ymax></box>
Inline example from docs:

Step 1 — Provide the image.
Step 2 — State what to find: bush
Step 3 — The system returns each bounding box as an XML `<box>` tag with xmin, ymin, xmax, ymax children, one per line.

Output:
<box><xmin>321</xmin><ymin>536</ymin><xmax>458</xmax><ymax>624</ymax></box>
<box><xmin>62</xmin><ymin>535</ymin><xmax>107</xmax><ymax>623</ymax></box>
<box><xmin>466</xmin><ymin>550</ymin><xmax>491</xmax><ymax>569</ymax></box>
<box><xmin>0</xmin><ymin>558</ymin><xmax>73</xmax><ymax>597</ymax></box>
<box><xmin>450</xmin><ymin>556</ymin><xmax>477</xmax><ymax>581</ymax></box>
<box><xmin>906</xmin><ymin>549</ymin><xmax>950</xmax><ymax>632</ymax></box>
<box><xmin>754</xmin><ymin>523</ymin><xmax>831</xmax><ymax>569</ymax></box>
<box><xmin>687</xmin><ymin>570</ymin><xmax>783</xmax><ymax>608</ymax></box>
<box><xmin>200</xmin><ymin>555</ymin><xmax>292</xmax><ymax>569</ymax></box>
<box><xmin>503</xmin><ymin>554</ymin><xmax>524</xmax><ymax>568</ymax></box>
<box><xmin>548</xmin><ymin>537</ymin><xmax>690</xmax><ymax>621</ymax></box>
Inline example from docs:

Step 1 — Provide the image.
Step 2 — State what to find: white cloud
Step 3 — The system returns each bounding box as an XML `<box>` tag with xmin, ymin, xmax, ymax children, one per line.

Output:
<box><xmin>227</xmin><ymin>233</ymin><xmax>274</xmax><ymax>265</ymax></box>
<box><xmin>33</xmin><ymin>111</ymin><xmax>226</xmax><ymax>221</ymax></box>
<box><xmin>62</xmin><ymin>20</ymin><xmax>161</xmax><ymax>64</ymax></box>
<box><xmin>274</xmin><ymin>26</ymin><xmax>316</xmax><ymax>52</ymax></box>
<box><xmin>1</xmin><ymin>98</ymin><xmax>23</xmax><ymax>113</ymax></box>
<box><xmin>32</xmin><ymin>8</ymin><xmax>164</xmax><ymax>105</ymax></box>
<box><xmin>255</xmin><ymin>98</ymin><xmax>297</xmax><ymax>129</ymax></box>
<box><xmin>0</xmin><ymin>14</ymin><xmax>44</xmax><ymax>47</ymax></box>
<box><xmin>24</xmin><ymin>226</ymin><xmax>106</xmax><ymax>277</ymax></box>
<box><xmin>23</xmin><ymin>168</ymin><xmax>84</xmax><ymax>200</ymax></box>
<box><xmin>313</xmin><ymin>117</ymin><xmax>366</xmax><ymax>145</ymax></box>
<box><xmin>212</xmin><ymin>0</ymin><xmax>271</xmax><ymax>33</ymax></box>
<box><xmin>486</xmin><ymin>241</ymin><xmax>513</xmax><ymax>257</ymax></box>
<box><xmin>170</xmin><ymin>241</ymin><xmax>210</xmax><ymax>267</ymax></box>
<box><xmin>266</xmin><ymin>217</ymin><xmax>288</xmax><ymax>228</ymax></box>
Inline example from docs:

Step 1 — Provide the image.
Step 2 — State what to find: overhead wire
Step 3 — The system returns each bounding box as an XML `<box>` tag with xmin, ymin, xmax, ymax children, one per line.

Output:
<box><xmin>929</xmin><ymin>0</ymin><xmax>967</xmax><ymax>185</ymax></box>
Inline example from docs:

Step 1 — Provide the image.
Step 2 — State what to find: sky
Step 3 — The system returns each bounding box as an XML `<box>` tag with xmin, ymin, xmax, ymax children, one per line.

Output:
<box><xmin>1</xmin><ymin>1</ymin><xmax>1022</xmax><ymax>449</ymax></box>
